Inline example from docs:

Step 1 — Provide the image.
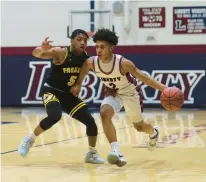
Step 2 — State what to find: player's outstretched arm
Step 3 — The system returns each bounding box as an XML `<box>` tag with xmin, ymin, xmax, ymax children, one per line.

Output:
<box><xmin>121</xmin><ymin>59</ymin><xmax>166</xmax><ymax>91</ymax></box>
<box><xmin>76</xmin><ymin>58</ymin><xmax>93</xmax><ymax>85</ymax></box>
<box><xmin>32</xmin><ymin>37</ymin><xmax>66</xmax><ymax>65</ymax></box>
<box><xmin>70</xmin><ymin>58</ymin><xmax>93</xmax><ymax>96</ymax></box>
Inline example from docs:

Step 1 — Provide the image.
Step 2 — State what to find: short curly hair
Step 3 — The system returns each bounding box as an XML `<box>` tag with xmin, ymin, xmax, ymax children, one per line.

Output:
<box><xmin>93</xmin><ymin>28</ymin><xmax>118</xmax><ymax>45</ymax></box>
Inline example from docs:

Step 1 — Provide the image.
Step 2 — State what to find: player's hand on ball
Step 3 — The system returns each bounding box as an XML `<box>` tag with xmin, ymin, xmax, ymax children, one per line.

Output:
<box><xmin>41</xmin><ymin>37</ymin><xmax>53</xmax><ymax>51</ymax></box>
<box><xmin>104</xmin><ymin>85</ymin><xmax>118</xmax><ymax>97</ymax></box>
<box><xmin>70</xmin><ymin>84</ymin><xmax>81</xmax><ymax>97</ymax></box>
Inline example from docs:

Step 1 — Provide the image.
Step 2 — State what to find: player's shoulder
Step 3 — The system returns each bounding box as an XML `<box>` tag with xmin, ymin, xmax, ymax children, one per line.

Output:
<box><xmin>114</xmin><ymin>54</ymin><xmax>125</xmax><ymax>63</ymax></box>
<box><xmin>113</xmin><ymin>54</ymin><xmax>125</xmax><ymax>61</ymax></box>
<box><xmin>80</xmin><ymin>51</ymin><xmax>89</xmax><ymax>62</ymax></box>
<box><xmin>91</xmin><ymin>55</ymin><xmax>98</xmax><ymax>59</ymax></box>
<box><xmin>52</xmin><ymin>47</ymin><xmax>68</xmax><ymax>65</ymax></box>
<box><xmin>89</xmin><ymin>56</ymin><xmax>99</xmax><ymax>62</ymax></box>
<box><xmin>87</xmin><ymin>56</ymin><xmax>95</xmax><ymax>62</ymax></box>
<box><xmin>50</xmin><ymin>46</ymin><xmax>68</xmax><ymax>57</ymax></box>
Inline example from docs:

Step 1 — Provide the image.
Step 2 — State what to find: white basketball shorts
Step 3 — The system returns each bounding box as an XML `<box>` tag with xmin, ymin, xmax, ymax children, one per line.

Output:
<box><xmin>101</xmin><ymin>93</ymin><xmax>143</xmax><ymax>123</ymax></box>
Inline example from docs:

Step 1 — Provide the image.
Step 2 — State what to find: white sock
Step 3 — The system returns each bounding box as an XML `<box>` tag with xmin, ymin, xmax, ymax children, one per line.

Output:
<box><xmin>150</xmin><ymin>128</ymin><xmax>157</xmax><ymax>138</ymax></box>
<box><xmin>111</xmin><ymin>142</ymin><xmax>119</xmax><ymax>152</ymax></box>
<box><xmin>89</xmin><ymin>146</ymin><xmax>97</xmax><ymax>153</ymax></box>
<box><xmin>30</xmin><ymin>133</ymin><xmax>37</xmax><ymax>141</ymax></box>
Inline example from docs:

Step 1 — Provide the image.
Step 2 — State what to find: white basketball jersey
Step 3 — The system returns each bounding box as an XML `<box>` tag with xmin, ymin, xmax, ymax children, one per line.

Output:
<box><xmin>93</xmin><ymin>54</ymin><xmax>138</xmax><ymax>95</ymax></box>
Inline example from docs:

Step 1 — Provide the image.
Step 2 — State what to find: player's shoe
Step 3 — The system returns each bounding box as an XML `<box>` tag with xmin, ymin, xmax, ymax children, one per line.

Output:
<box><xmin>148</xmin><ymin>126</ymin><xmax>159</xmax><ymax>151</ymax></box>
<box><xmin>84</xmin><ymin>151</ymin><xmax>104</xmax><ymax>164</ymax></box>
<box><xmin>107</xmin><ymin>151</ymin><xmax>127</xmax><ymax>167</ymax></box>
<box><xmin>18</xmin><ymin>136</ymin><xmax>34</xmax><ymax>157</ymax></box>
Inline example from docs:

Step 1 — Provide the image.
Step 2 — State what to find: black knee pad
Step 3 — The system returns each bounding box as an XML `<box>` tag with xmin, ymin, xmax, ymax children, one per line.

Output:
<box><xmin>86</xmin><ymin>116</ymin><xmax>98</xmax><ymax>136</ymax></box>
<box><xmin>40</xmin><ymin>102</ymin><xmax>62</xmax><ymax>130</ymax></box>
<box><xmin>73</xmin><ymin>107</ymin><xmax>98</xmax><ymax>136</ymax></box>
<box><xmin>47</xmin><ymin>102</ymin><xmax>62</xmax><ymax>121</ymax></box>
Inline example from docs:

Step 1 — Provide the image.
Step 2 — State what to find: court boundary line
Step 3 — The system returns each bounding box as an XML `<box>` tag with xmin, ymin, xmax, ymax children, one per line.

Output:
<box><xmin>1</xmin><ymin>125</ymin><xmax>133</xmax><ymax>155</ymax></box>
<box><xmin>2</xmin><ymin>123</ymin><xmax>206</xmax><ymax>155</ymax></box>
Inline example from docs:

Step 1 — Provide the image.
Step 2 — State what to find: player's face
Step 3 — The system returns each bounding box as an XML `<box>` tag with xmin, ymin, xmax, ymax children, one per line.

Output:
<box><xmin>71</xmin><ymin>34</ymin><xmax>88</xmax><ymax>53</ymax></box>
<box><xmin>96</xmin><ymin>40</ymin><xmax>113</xmax><ymax>59</ymax></box>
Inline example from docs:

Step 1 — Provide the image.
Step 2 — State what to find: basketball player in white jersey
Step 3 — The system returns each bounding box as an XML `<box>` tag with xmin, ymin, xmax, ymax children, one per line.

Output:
<box><xmin>71</xmin><ymin>28</ymin><xmax>167</xmax><ymax>167</ymax></box>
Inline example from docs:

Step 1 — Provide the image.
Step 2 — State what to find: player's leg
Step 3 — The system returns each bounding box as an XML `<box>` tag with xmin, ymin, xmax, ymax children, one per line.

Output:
<box><xmin>100</xmin><ymin>95</ymin><xmax>127</xmax><ymax>167</ymax></box>
<box><xmin>72</xmin><ymin>106</ymin><xmax>104</xmax><ymax>164</ymax></box>
<box><xmin>18</xmin><ymin>91</ymin><xmax>62</xmax><ymax>157</ymax></box>
<box><xmin>100</xmin><ymin>104</ymin><xmax>117</xmax><ymax>143</ymax></box>
<box><xmin>133</xmin><ymin>121</ymin><xmax>159</xmax><ymax>151</ymax></box>
<box><xmin>123</xmin><ymin>93</ymin><xmax>159</xmax><ymax>151</ymax></box>
<box><xmin>63</xmin><ymin>95</ymin><xmax>104</xmax><ymax>164</ymax></box>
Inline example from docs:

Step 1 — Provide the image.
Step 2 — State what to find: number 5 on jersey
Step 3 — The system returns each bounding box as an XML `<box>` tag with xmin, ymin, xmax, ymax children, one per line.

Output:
<box><xmin>67</xmin><ymin>75</ymin><xmax>77</xmax><ymax>86</ymax></box>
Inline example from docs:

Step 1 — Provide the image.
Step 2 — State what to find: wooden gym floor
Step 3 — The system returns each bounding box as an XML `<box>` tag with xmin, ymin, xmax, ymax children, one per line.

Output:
<box><xmin>1</xmin><ymin>107</ymin><xmax>206</xmax><ymax>182</ymax></box>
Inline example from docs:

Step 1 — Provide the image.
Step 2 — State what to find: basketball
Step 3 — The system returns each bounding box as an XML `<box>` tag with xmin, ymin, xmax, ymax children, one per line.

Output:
<box><xmin>160</xmin><ymin>87</ymin><xmax>184</xmax><ymax>111</ymax></box>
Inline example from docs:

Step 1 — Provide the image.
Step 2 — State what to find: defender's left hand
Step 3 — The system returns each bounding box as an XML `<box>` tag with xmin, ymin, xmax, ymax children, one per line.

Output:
<box><xmin>70</xmin><ymin>84</ymin><xmax>81</xmax><ymax>97</ymax></box>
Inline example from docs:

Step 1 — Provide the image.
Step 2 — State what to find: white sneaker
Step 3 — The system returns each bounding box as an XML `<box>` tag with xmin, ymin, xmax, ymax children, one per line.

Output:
<box><xmin>148</xmin><ymin>126</ymin><xmax>159</xmax><ymax>151</ymax></box>
<box><xmin>107</xmin><ymin>151</ymin><xmax>127</xmax><ymax>167</ymax></box>
<box><xmin>84</xmin><ymin>151</ymin><xmax>104</xmax><ymax>164</ymax></box>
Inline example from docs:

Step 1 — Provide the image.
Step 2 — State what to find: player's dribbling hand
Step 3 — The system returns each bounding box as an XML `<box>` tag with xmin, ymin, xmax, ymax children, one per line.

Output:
<box><xmin>70</xmin><ymin>84</ymin><xmax>81</xmax><ymax>97</ymax></box>
<box><xmin>41</xmin><ymin>37</ymin><xmax>53</xmax><ymax>51</ymax></box>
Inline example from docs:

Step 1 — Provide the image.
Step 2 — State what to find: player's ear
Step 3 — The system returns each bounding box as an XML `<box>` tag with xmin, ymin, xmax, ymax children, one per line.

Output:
<box><xmin>111</xmin><ymin>45</ymin><xmax>115</xmax><ymax>51</ymax></box>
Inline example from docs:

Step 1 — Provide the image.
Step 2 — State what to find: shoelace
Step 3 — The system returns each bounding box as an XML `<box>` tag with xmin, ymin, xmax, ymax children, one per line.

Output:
<box><xmin>117</xmin><ymin>152</ymin><xmax>123</xmax><ymax>157</ymax></box>
<box><xmin>90</xmin><ymin>150</ymin><xmax>98</xmax><ymax>156</ymax></box>
<box><xmin>22</xmin><ymin>139</ymin><xmax>34</xmax><ymax>148</ymax></box>
<box><xmin>112</xmin><ymin>150</ymin><xmax>123</xmax><ymax>157</ymax></box>
<box><xmin>92</xmin><ymin>153</ymin><xmax>98</xmax><ymax>158</ymax></box>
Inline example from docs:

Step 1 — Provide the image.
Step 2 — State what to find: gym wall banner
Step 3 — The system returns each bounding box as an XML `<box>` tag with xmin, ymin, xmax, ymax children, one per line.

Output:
<box><xmin>173</xmin><ymin>6</ymin><xmax>206</xmax><ymax>34</ymax></box>
<box><xmin>139</xmin><ymin>7</ymin><xmax>166</xmax><ymax>28</ymax></box>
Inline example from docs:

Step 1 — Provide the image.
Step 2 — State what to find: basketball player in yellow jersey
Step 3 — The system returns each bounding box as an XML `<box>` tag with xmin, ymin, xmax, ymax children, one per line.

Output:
<box><xmin>18</xmin><ymin>29</ymin><xmax>104</xmax><ymax>164</ymax></box>
<box><xmin>71</xmin><ymin>28</ymin><xmax>167</xmax><ymax>167</ymax></box>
